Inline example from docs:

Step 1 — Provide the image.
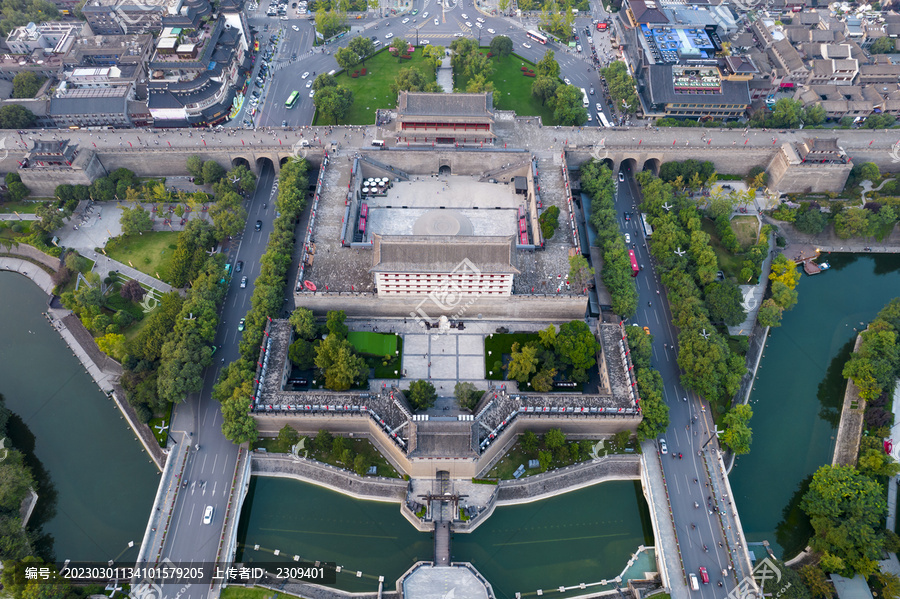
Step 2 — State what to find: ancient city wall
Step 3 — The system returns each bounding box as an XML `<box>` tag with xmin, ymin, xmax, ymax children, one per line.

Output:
<box><xmin>291</xmin><ymin>291</ymin><xmax>589</xmax><ymax>321</ymax></box>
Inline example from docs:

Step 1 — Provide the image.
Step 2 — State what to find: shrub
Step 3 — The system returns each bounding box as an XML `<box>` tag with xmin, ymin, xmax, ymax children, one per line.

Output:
<box><xmin>524</xmin><ymin>72</ymin><xmax>536</xmax><ymax>77</ymax></box>
<box><xmin>361</xmin><ymin>68</ymin><xmax>367</xmax><ymax>75</ymax></box>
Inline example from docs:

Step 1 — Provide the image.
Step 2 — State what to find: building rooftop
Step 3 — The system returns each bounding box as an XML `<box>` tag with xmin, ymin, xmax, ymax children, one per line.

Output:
<box><xmin>371</xmin><ymin>235</ymin><xmax>520</xmax><ymax>274</ymax></box>
<box><xmin>645</xmin><ymin>64</ymin><xmax>751</xmax><ymax>106</ymax></box>
<box><xmin>397</xmin><ymin>91</ymin><xmax>494</xmax><ymax>119</ymax></box>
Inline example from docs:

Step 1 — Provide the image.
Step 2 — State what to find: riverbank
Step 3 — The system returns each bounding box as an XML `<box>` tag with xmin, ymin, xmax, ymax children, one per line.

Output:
<box><xmin>0</xmin><ymin>253</ymin><xmax>166</xmax><ymax>471</ymax></box>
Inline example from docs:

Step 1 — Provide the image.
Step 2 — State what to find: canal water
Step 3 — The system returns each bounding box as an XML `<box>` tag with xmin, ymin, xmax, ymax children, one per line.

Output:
<box><xmin>236</xmin><ymin>477</ymin><xmax>651</xmax><ymax>598</ymax></box>
<box><xmin>0</xmin><ymin>272</ymin><xmax>159</xmax><ymax>562</ymax></box>
<box><xmin>731</xmin><ymin>253</ymin><xmax>900</xmax><ymax>559</ymax></box>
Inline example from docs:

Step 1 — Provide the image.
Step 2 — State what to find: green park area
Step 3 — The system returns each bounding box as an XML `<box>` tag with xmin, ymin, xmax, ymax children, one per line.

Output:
<box><xmin>220</xmin><ymin>587</ymin><xmax>275</xmax><ymax>599</ymax></box>
<box><xmin>104</xmin><ymin>231</ymin><xmax>179</xmax><ymax>284</ymax></box>
<box><xmin>455</xmin><ymin>51</ymin><xmax>559</xmax><ymax>126</ymax></box>
<box><xmin>0</xmin><ymin>200</ymin><xmax>49</xmax><ymax>214</ymax></box>
<box><xmin>484</xmin><ymin>332</ymin><xmax>540</xmax><ymax>380</ymax></box>
<box><xmin>313</xmin><ymin>47</ymin><xmax>436</xmax><ymax>126</ymax></box>
<box><xmin>348</xmin><ymin>331</ymin><xmax>403</xmax><ymax>379</ymax></box>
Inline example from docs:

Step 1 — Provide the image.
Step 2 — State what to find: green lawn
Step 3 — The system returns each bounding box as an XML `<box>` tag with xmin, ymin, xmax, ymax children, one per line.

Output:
<box><xmin>0</xmin><ymin>220</ymin><xmax>33</xmax><ymax>241</ymax></box>
<box><xmin>701</xmin><ymin>219</ymin><xmax>745</xmax><ymax>282</ymax></box>
<box><xmin>254</xmin><ymin>435</ymin><xmax>401</xmax><ymax>478</ymax></box>
<box><xmin>364</xmin><ymin>336</ymin><xmax>403</xmax><ymax>379</ymax></box>
<box><xmin>484</xmin><ymin>332</ymin><xmax>541</xmax><ymax>380</ymax></box>
<box><xmin>455</xmin><ymin>51</ymin><xmax>561</xmax><ymax>125</ymax></box>
<box><xmin>730</xmin><ymin>215</ymin><xmax>760</xmax><ymax>249</ymax></box>
<box><xmin>147</xmin><ymin>404</ymin><xmax>174</xmax><ymax>447</ymax></box>
<box><xmin>0</xmin><ymin>200</ymin><xmax>50</xmax><ymax>214</ymax></box>
<box><xmin>313</xmin><ymin>47</ymin><xmax>436</xmax><ymax>126</ymax></box>
<box><xmin>220</xmin><ymin>586</ymin><xmax>300</xmax><ymax>599</ymax></box>
<box><xmin>105</xmin><ymin>231</ymin><xmax>180</xmax><ymax>284</ymax></box>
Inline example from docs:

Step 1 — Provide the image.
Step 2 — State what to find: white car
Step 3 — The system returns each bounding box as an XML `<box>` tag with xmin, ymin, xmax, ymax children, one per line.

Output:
<box><xmin>422</xmin><ymin>11</ymin><xmax>428</xmax><ymax>17</ymax></box>
<box><xmin>280</xmin><ymin>15</ymin><xmax>288</xmax><ymax>19</ymax></box>
<box><xmin>305</xmin><ymin>80</ymin><xmax>312</xmax><ymax>87</ymax></box>
<box><xmin>564</xmin><ymin>78</ymin><xmax>571</xmax><ymax>84</ymax></box>
<box><xmin>203</xmin><ymin>505</ymin><xmax>213</xmax><ymax>525</ymax></box>
<box><xmin>309</xmin><ymin>89</ymin><xmax>315</xmax><ymax>97</ymax></box>
<box><xmin>301</xmin><ymin>71</ymin><xmax>310</xmax><ymax>79</ymax></box>
<box><xmin>385</xmin><ymin>32</ymin><xmax>394</xmax><ymax>38</ymax></box>
<box><xmin>624</xmin><ymin>233</ymin><xmax>631</xmax><ymax>243</ymax></box>
<box><xmin>453</xmin><ymin>32</ymin><xmax>463</xmax><ymax>36</ymax></box>
<box><xmin>291</xmin><ymin>24</ymin><xmax>298</xmax><ymax>30</ymax></box>
<box><xmin>434</xmin><ymin>17</ymin><xmax>439</xmax><ymax>25</ymax></box>
<box><xmin>402</xmin><ymin>17</ymin><xmax>409</xmax><ymax>23</ymax></box>
<box><xmin>476</xmin><ymin>17</ymin><xmax>484</xmax><ymax>22</ymax></box>
<box><xmin>465</xmin><ymin>21</ymin><xmax>472</xmax><ymax>26</ymax></box>
<box><xmin>596</xmin><ymin>102</ymin><xmax>602</xmax><ymax>112</ymax></box>
<box><xmin>522</xmin><ymin>42</ymin><xmax>531</xmax><ymax>48</ymax></box>
<box><xmin>422</xmin><ymin>39</ymin><xmax>430</xmax><ymax>45</ymax></box>
<box><xmin>487</xmin><ymin>28</ymin><xmax>494</xmax><ymax>33</ymax></box>
<box><xmin>475</xmin><ymin>22</ymin><xmax>482</xmax><ymax>28</ymax></box>
<box><xmin>587</xmin><ymin>113</ymin><xmax>592</xmax><ymax>122</ymax></box>
<box><xmin>461</xmin><ymin>12</ymin><xmax>468</xmax><ymax>18</ymax></box>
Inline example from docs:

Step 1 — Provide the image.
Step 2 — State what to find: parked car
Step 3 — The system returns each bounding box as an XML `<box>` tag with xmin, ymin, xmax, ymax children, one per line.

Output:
<box><xmin>658</xmin><ymin>438</ymin><xmax>667</xmax><ymax>455</ymax></box>
<box><xmin>236</xmin><ymin>260</ymin><xmax>244</xmax><ymax>272</ymax></box>
<box><xmin>240</xmin><ymin>276</ymin><xmax>248</xmax><ymax>288</ymax></box>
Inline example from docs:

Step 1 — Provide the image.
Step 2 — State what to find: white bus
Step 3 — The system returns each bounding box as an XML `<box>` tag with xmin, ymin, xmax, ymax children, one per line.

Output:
<box><xmin>580</xmin><ymin>88</ymin><xmax>589</xmax><ymax>108</ymax></box>
<box><xmin>598</xmin><ymin>112</ymin><xmax>611</xmax><ymax>127</ymax></box>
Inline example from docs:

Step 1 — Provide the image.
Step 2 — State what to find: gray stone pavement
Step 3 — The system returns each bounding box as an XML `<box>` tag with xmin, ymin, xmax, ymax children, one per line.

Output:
<box><xmin>640</xmin><ymin>440</ymin><xmax>686</xmax><ymax>595</ymax></box>
<box><xmin>885</xmin><ymin>384</ymin><xmax>900</xmax><ymax>532</ymax></box>
<box><xmin>0</xmin><ymin>258</ymin><xmax>54</xmax><ymax>294</ymax></box>
<box><xmin>0</xmin><ymin>212</ymin><xmax>39</xmax><ymax>220</ymax></box>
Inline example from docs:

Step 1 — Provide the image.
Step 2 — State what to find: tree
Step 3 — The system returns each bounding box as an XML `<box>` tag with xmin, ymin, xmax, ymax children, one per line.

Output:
<box><xmin>531</xmin><ymin>76</ymin><xmax>558</xmax><ymax>106</ymax></box>
<box><xmin>555</xmin><ymin>320</ymin><xmax>597</xmax><ymax>371</ymax></box>
<box><xmin>120</xmin><ymin>279</ymin><xmax>146</xmax><ymax>302</ymax></box>
<box><xmin>871</xmin><ymin>36</ymin><xmax>897</xmax><ymax>54</ymax></box>
<box><xmin>536</xmin><ymin>50</ymin><xmax>561</xmax><ymax>79</ymax></box>
<box><xmin>834</xmin><ymin>206</ymin><xmax>870</xmax><ymax>239</ymax></box>
<box><xmin>507</xmin><ymin>342</ymin><xmax>539</xmax><ymax>383</ymax></box>
<box><xmin>550</xmin><ymin>84</ymin><xmax>587</xmax><ymax>126</ymax></box>
<box><xmin>314</xmin><ymin>334</ymin><xmax>367</xmax><ymax>391</ymax></box>
<box><xmin>313</xmin><ymin>85</ymin><xmax>354</xmax><ymax>124</ymax></box>
<box><xmin>313</xmin><ymin>73</ymin><xmax>337</xmax><ymax>91</ymax></box>
<box><xmin>454</xmin><ymin>381</ymin><xmax>480</xmax><ymax>411</ymax></box>
<box><xmin>801</xmin><ymin>464</ymin><xmax>888</xmax><ymax>576</ymax></box>
<box><xmin>315</xmin><ymin>429</ymin><xmax>333</xmax><ymax>452</ymax></box>
<box><xmin>531</xmin><ymin>367</ymin><xmax>556</xmax><ymax>392</ymax></box>
<box><xmin>207</xmin><ymin>190</ymin><xmax>247</xmax><ymax>241</ymax></box>
<box><xmin>221</xmin><ymin>392</ymin><xmax>258</xmax><ymax>444</ymax></box>
<box><xmin>568</xmin><ymin>254</ymin><xmax>594</xmax><ymax>290</ymax></box>
<box><xmin>389</xmin><ymin>35</ymin><xmax>409</xmax><ymax>57</ymax></box>
<box><xmin>757</xmin><ymin>298</ymin><xmax>784</xmax><ymax>328</ymax></box>
<box><xmin>721</xmin><ymin>404</ymin><xmax>753</xmax><ymax>454</ymax></box>
<box><xmin>705</xmin><ymin>280</ymin><xmax>745</xmax><ymax>326</ymax></box>
<box><xmin>799</xmin><ymin>565</ymin><xmax>833</xmax><ymax>598</ymax></box>
<box><xmin>315</xmin><ymin>7</ymin><xmax>346</xmax><ymax>39</ymax></box>
<box><xmin>290</xmin><ymin>306</ymin><xmax>317</xmax><ymax>339</ymax></box>
<box><xmin>201</xmin><ymin>160</ymin><xmax>226</xmax><ymax>185</ymax></box>
<box><xmin>544</xmin><ymin>428</ymin><xmax>566</xmax><ymax>451</ymax></box>
<box><xmin>538</xmin><ymin>450</ymin><xmax>552</xmax><ymax>472</ymax></box>
<box><xmin>858</xmin><ymin>162</ymin><xmax>880</xmax><ymax>183</ymax></box>
<box><xmin>408</xmin><ymin>379</ymin><xmax>437</xmax><ymax>411</ymax></box>
<box><xmin>636</xmin><ymin>369</ymin><xmax>669</xmax><ymax>441</ymax></box>
<box><xmin>288</xmin><ymin>338</ymin><xmax>317</xmax><ymax>369</ymax></box>
<box><xmin>489</xmin><ymin>35</ymin><xmax>513</xmax><ymax>57</ymax></box>
<box><xmin>354</xmin><ymin>453</ymin><xmax>370</xmax><ymax>476</ymax></box>
<box><xmin>277</xmin><ymin>425</ymin><xmax>300</xmax><ymax>449</ymax></box>
<box><xmin>0</xmin><ymin>451</ymin><xmax>34</xmax><ymax>511</ymax></box>
<box><xmin>349</xmin><ymin>36</ymin><xmax>375</xmax><ymax>65</ymax></box>
<box><xmin>119</xmin><ymin>205</ymin><xmax>153</xmax><ymax>235</ymax></box>
<box><xmin>12</xmin><ymin>72</ymin><xmax>43</xmax><ymax>98</ymax></box>
<box><xmin>335</xmin><ymin>46</ymin><xmax>361</xmax><ymax>70</ymax></box>
<box><xmin>422</xmin><ymin>44</ymin><xmax>445</xmax><ymax>71</ymax></box>
<box><xmin>391</xmin><ymin>67</ymin><xmax>430</xmax><ymax>95</ymax></box>
<box><xmin>498</xmin><ymin>0</ymin><xmax>510</xmax><ymax>12</ymax></box>
<box><xmin>186</xmin><ymin>155</ymin><xmax>204</xmax><ymax>181</ymax></box>
<box><xmin>0</xmin><ymin>104</ymin><xmax>36</xmax><ymax>129</ymax></box>
<box><xmin>326</xmin><ymin>310</ymin><xmax>349</xmax><ymax>339</ymax></box>
<box><xmin>521</xmin><ymin>430</ymin><xmax>539</xmax><ymax>454</ymax></box>
<box><xmin>803</xmin><ymin>103</ymin><xmax>827</xmax><ymax>126</ymax></box>
<box><xmin>794</xmin><ymin>208</ymin><xmax>828</xmax><ymax>235</ymax></box>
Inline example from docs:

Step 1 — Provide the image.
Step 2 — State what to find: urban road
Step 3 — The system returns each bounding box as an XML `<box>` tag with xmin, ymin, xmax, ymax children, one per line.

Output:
<box><xmin>152</xmin><ymin>162</ymin><xmax>282</xmax><ymax>599</ymax></box>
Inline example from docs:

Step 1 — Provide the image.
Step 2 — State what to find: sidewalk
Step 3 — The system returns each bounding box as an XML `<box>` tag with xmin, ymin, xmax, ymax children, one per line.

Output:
<box><xmin>137</xmin><ymin>434</ymin><xmax>191</xmax><ymax>565</ymax></box>
<box><xmin>727</xmin><ymin>229</ymin><xmax>775</xmax><ymax>336</ymax></box>
<box><xmin>640</xmin><ymin>440</ymin><xmax>686</xmax><ymax>595</ymax></box>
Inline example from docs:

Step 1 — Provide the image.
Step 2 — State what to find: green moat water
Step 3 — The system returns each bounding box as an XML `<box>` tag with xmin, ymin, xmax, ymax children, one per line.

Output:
<box><xmin>731</xmin><ymin>253</ymin><xmax>900</xmax><ymax>558</ymax></box>
<box><xmin>0</xmin><ymin>272</ymin><xmax>159</xmax><ymax>561</ymax></box>
<box><xmin>236</xmin><ymin>477</ymin><xmax>651</xmax><ymax>598</ymax></box>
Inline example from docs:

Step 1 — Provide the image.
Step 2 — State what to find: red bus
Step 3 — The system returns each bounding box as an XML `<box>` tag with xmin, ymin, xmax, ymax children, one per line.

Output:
<box><xmin>629</xmin><ymin>249</ymin><xmax>639</xmax><ymax>277</ymax></box>
<box><xmin>360</xmin><ymin>203</ymin><xmax>368</xmax><ymax>218</ymax></box>
<box><xmin>596</xmin><ymin>22</ymin><xmax>607</xmax><ymax>30</ymax></box>
<box><xmin>519</xmin><ymin>218</ymin><xmax>527</xmax><ymax>234</ymax></box>
<box><xmin>520</xmin><ymin>231</ymin><xmax>528</xmax><ymax>245</ymax></box>
<box><xmin>359</xmin><ymin>217</ymin><xmax>367</xmax><ymax>233</ymax></box>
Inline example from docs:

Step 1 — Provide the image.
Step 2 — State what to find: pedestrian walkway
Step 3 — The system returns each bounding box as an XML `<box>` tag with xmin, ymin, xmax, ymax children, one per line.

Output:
<box><xmin>728</xmin><ymin>230</ymin><xmax>775</xmax><ymax>335</ymax></box>
<box><xmin>0</xmin><ymin>213</ymin><xmax>38</xmax><ymax>220</ymax></box>
<box><xmin>79</xmin><ymin>248</ymin><xmax>176</xmax><ymax>295</ymax></box>
<box><xmin>640</xmin><ymin>440</ymin><xmax>686</xmax><ymax>595</ymax></box>
<box><xmin>885</xmin><ymin>384</ymin><xmax>900</xmax><ymax>531</ymax></box>
<box><xmin>0</xmin><ymin>257</ymin><xmax>54</xmax><ymax>294</ymax></box>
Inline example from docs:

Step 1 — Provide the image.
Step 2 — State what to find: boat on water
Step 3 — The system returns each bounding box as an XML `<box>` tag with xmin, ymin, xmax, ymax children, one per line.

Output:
<box><xmin>819</xmin><ymin>262</ymin><xmax>831</xmax><ymax>270</ymax></box>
